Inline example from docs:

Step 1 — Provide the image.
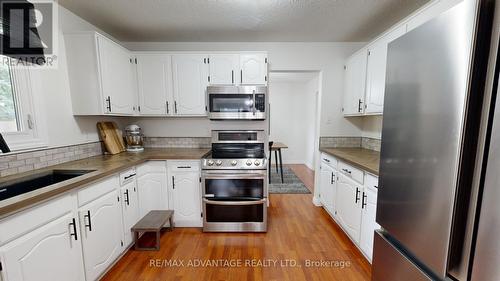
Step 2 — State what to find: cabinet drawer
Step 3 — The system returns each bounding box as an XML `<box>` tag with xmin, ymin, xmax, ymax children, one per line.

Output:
<box><xmin>167</xmin><ymin>160</ymin><xmax>200</xmax><ymax>172</ymax></box>
<box><xmin>77</xmin><ymin>176</ymin><xmax>119</xmax><ymax>207</ymax></box>
<box><xmin>320</xmin><ymin>153</ymin><xmax>337</xmax><ymax>169</ymax></box>
<box><xmin>339</xmin><ymin>162</ymin><xmax>364</xmax><ymax>184</ymax></box>
<box><xmin>137</xmin><ymin>161</ymin><xmax>166</xmax><ymax>175</ymax></box>
<box><xmin>0</xmin><ymin>194</ymin><xmax>76</xmax><ymax>246</ymax></box>
<box><xmin>119</xmin><ymin>167</ymin><xmax>136</xmax><ymax>186</ymax></box>
<box><xmin>364</xmin><ymin>173</ymin><xmax>379</xmax><ymax>190</ymax></box>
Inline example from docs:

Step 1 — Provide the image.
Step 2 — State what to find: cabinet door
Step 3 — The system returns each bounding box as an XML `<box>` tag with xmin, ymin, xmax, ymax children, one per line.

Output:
<box><xmin>336</xmin><ymin>173</ymin><xmax>363</xmax><ymax>243</ymax></box>
<box><xmin>319</xmin><ymin>164</ymin><xmax>336</xmax><ymax>216</ymax></box>
<box><xmin>172</xmin><ymin>54</ymin><xmax>209</xmax><ymax>115</ymax></box>
<box><xmin>209</xmin><ymin>54</ymin><xmax>239</xmax><ymax>85</ymax></box>
<box><xmin>360</xmin><ymin>185</ymin><xmax>380</xmax><ymax>262</ymax></box>
<box><xmin>0</xmin><ymin>213</ymin><xmax>85</xmax><ymax>281</ymax></box>
<box><xmin>79</xmin><ymin>190</ymin><xmax>123</xmax><ymax>281</ymax></box>
<box><xmin>171</xmin><ymin>171</ymin><xmax>202</xmax><ymax>227</ymax></box>
<box><xmin>343</xmin><ymin>49</ymin><xmax>368</xmax><ymax>116</ymax></box>
<box><xmin>240</xmin><ymin>54</ymin><xmax>267</xmax><ymax>85</ymax></box>
<box><xmin>121</xmin><ymin>182</ymin><xmax>140</xmax><ymax>246</ymax></box>
<box><xmin>365</xmin><ymin>25</ymin><xmax>406</xmax><ymax>114</ymax></box>
<box><xmin>137</xmin><ymin>172</ymin><xmax>168</xmax><ymax>218</ymax></box>
<box><xmin>98</xmin><ymin>36</ymin><xmax>137</xmax><ymax>115</ymax></box>
<box><xmin>136</xmin><ymin>54</ymin><xmax>173</xmax><ymax>115</ymax></box>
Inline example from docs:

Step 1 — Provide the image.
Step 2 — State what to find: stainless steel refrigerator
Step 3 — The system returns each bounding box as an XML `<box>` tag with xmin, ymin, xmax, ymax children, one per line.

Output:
<box><xmin>372</xmin><ymin>0</ymin><xmax>500</xmax><ymax>280</ymax></box>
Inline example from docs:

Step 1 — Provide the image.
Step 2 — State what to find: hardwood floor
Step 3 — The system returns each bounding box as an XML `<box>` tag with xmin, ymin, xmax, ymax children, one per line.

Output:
<box><xmin>102</xmin><ymin>165</ymin><xmax>371</xmax><ymax>281</ymax></box>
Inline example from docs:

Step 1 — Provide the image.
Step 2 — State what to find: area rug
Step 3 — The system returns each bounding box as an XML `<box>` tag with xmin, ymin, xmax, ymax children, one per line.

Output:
<box><xmin>269</xmin><ymin>166</ymin><xmax>311</xmax><ymax>194</ymax></box>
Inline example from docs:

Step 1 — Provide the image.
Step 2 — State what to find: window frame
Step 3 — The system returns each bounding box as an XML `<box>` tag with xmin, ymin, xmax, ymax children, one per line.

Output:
<box><xmin>1</xmin><ymin>60</ymin><xmax>47</xmax><ymax>151</ymax></box>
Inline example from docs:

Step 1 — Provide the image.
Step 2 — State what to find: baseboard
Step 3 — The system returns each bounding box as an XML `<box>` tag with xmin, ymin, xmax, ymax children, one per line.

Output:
<box><xmin>312</xmin><ymin>196</ymin><xmax>322</xmax><ymax>206</ymax></box>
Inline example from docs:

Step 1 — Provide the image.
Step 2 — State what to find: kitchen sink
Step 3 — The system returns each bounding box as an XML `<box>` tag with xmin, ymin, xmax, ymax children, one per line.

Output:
<box><xmin>0</xmin><ymin>169</ymin><xmax>96</xmax><ymax>201</ymax></box>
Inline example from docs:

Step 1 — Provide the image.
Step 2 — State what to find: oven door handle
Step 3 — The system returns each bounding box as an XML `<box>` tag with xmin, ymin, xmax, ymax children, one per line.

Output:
<box><xmin>202</xmin><ymin>173</ymin><xmax>266</xmax><ymax>179</ymax></box>
<box><xmin>203</xmin><ymin>198</ymin><xmax>267</xmax><ymax>206</ymax></box>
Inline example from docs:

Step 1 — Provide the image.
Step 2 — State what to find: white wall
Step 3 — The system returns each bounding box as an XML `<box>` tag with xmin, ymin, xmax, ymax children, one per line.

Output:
<box><xmin>26</xmin><ymin>5</ymin><xmax>125</xmax><ymax>150</ymax></box>
<box><xmin>124</xmin><ymin>42</ymin><xmax>365</xmax><ymax>138</ymax></box>
<box><xmin>361</xmin><ymin>116</ymin><xmax>383</xmax><ymax>139</ymax></box>
<box><xmin>268</xmin><ymin>74</ymin><xmax>318</xmax><ymax>169</ymax></box>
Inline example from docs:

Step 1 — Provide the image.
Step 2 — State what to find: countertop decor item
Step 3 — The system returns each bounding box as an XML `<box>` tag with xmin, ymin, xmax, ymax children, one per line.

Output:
<box><xmin>124</xmin><ymin>124</ymin><xmax>144</xmax><ymax>152</ymax></box>
<box><xmin>97</xmin><ymin>122</ymin><xmax>126</xmax><ymax>155</ymax></box>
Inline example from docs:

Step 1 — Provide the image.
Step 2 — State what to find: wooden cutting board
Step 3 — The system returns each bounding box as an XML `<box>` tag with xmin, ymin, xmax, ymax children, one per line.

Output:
<box><xmin>97</xmin><ymin>122</ymin><xmax>126</xmax><ymax>154</ymax></box>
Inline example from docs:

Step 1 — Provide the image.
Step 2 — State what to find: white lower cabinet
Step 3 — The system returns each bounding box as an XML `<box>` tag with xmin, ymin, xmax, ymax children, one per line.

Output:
<box><xmin>359</xmin><ymin>174</ymin><xmax>380</xmax><ymax>262</ymax></box>
<box><xmin>168</xmin><ymin>161</ymin><xmax>202</xmax><ymax>227</ymax></box>
<box><xmin>79</xmin><ymin>190</ymin><xmax>123</xmax><ymax>281</ymax></box>
<box><xmin>319</xmin><ymin>162</ymin><xmax>336</xmax><ymax>216</ymax></box>
<box><xmin>120</xmin><ymin>181</ymin><xmax>140</xmax><ymax>247</ymax></box>
<box><xmin>336</xmin><ymin>173</ymin><xmax>363</xmax><ymax>243</ymax></box>
<box><xmin>137</xmin><ymin>161</ymin><xmax>168</xmax><ymax>217</ymax></box>
<box><xmin>0</xmin><ymin>209</ymin><xmax>85</xmax><ymax>281</ymax></box>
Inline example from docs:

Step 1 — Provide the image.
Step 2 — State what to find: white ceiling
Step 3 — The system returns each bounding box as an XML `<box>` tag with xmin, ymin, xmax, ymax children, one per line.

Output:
<box><xmin>59</xmin><ymin>0</ymin><xmax>428</xmax><ymax>42</ymax></box>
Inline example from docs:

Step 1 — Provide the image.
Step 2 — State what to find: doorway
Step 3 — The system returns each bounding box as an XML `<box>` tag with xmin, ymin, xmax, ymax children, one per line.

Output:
<box><xmin>268</xmin><ymin>71</ymin><xmax>321</xmax><ymax>174</ymax></box>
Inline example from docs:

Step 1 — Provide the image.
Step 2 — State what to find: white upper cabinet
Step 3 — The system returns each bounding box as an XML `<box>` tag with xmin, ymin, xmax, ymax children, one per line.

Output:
<box><xmin>406</xmin><ymin>0</ymin><xmax>461</xmax><ymax>32</ymax></box>
<box><xmin>209</xmin><ymin>54</ymin><xmax>239</xmax><ymax>85</ymax></box>
<box><xmin>343</xmin><ymin>49</ymin><xmax>368</xmax><ymax>116</ymax></box>
<box><xmin>136</xmin><ymin>54</ymin><xmax>173</xmax><ymax>115</ymax></box>
<box><xmin>240</xmin><ymin>53</ymin><xmax>268</xmax><ymax>85</ymax></box>
<box><xmin>172</xmin><ymin>54</ymin><xmax>209</xmax><ymax>116</ymax></box>
<box><xmin>98</xmin><ymin>36</ymin><xmax>137</xmax><ymax>115</ymax></box>
<box><xmin>365</xmin><ymin>25</ymin><xmax>406</xmax><ymax>115</ymax></box>
<box><xmin>64</xmin><ymin>32</ymin><xmax>138</xmax><ymax>116</ymax></box>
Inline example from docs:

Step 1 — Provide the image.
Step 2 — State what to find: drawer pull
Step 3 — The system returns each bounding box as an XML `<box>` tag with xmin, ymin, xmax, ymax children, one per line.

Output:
<box><xmin>323</xmin><ymin>158</ymin><xmax>330</xmax><ymax>163</ymax></box>
<box><xmin>124</xmin><ymin>173</ymin><xmax>136</xmax><ymax>180</ymax></box>
<box><xmin>177</xmin><ymin>166</ymin><xmax>192</xmax><ymax>169</ymax></box>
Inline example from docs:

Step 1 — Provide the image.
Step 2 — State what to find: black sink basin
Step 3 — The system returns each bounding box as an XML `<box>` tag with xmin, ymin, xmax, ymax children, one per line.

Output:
<box><xmin>0</xmin><ymin>169</ymin><xmax>96</xmax><ymax>201</ymax></box>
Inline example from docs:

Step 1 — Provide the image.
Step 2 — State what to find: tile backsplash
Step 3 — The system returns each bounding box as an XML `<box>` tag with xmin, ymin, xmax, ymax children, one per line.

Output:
<box><xmin>143</xmin><ymin>137</ymin><xmax>211</xmax><ymax>148</ymax></box>
<box><xmin>320</xmin><ymin>136</ymin><xmax>381</xmax><ymax>152</ymax></box>
<box><xmin>0</xmin><ymin>142</ymin><xmax>103</xmax><ymax>177</ymax></box>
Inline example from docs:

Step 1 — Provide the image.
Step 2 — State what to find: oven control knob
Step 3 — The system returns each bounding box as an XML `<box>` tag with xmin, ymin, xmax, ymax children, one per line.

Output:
<box><xmin>231</xmin><ymin>160</ymin><xmax>238</xmax><ymax>166</ymax></box>
<box><xmin>215</xmin><ymin>160</ymin><xmax>223</xmax><ymax>166</ymax></box>
<box><xmin>254</xmin><ymin>160</ymin><xmax>261</xmax><ymax>166</ymax></box>
<box><xmin>246</xmin><ymin>160</ymin><xmax>252</xmax><ymax>166</ymax></box>
<box><xmin>207</xmin><ymin>160</ymin><xmax>214</xmax><ymax>166</ymax></box>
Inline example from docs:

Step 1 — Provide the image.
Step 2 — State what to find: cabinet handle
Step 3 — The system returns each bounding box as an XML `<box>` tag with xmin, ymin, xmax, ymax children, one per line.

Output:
<box><xmin>177</xmin><ymin>166</ymin><xmax>191</xmax><ymax>169</ymax></box>
<box><xmin>240</xmin><ymin>70</ymin><xmax>243</xmax><ymax>84</ymax></box>
<box><xmin>362</xmin><ymin>192</ymin><xmax>367</xmax><ymax>209</ymax></box>
<box><xmin>124</xmin><ymin>173</ymin><xmax>136</xmax><ymax>180</ymax></box>
<box><xmin>331</xmin><ymin>172</ymin><xmax>335</xmax><ymax>184</ymax></box>
<box><xmin>166</xmin><ymin>101</ymin><xmax>170</xmax><ymax>114</ymax></box>
<box><xmin>358</xmin><ymin>99</ymin><xmax>363</xmax><ymax>113</ymax></box>
<box><xmin>84</xmin><ymin>210</ymin><xmax>92</xmax><ymax>231</ymax></box>
<box><xmin>172</xmin><ymin>176</ymin><xmax>175</xmax><ymax>189</ymax></box>
<box><xmin>106</xmin><ymin>96</ymin><xmax>111</xmax><ymax>112</ymax></box>
<box><xmin>342</xmin><ymin>168</ymin><xmax>352</xmax><ymax>174</ymax></box>
<box><xmin>323</xmin><ymin>158</ymin><xmax>330</xmax><ymax>163</ymax></box>
<box><xmin>174</xmin><ymin>101</ymin><xmax>178</xmax><ymax>114</ymax></box>
<box><xmin>124</xmin><ymin>189</ymin><xmax>130</xmax><ymax>206</ymax></box>
<box><xmin>232</xmin><ymin>70</ymin><xmax>234</xmax><ymax>84</ymax></box>
<box><xmin>355</xmin><ymin>188</ymin><xmax>360</xmax><ymax>204</ymax></box>
<box><xmin>69</xmin><ymin>218</ymin><xmax>78</xmax><ymax>241</ymax></box>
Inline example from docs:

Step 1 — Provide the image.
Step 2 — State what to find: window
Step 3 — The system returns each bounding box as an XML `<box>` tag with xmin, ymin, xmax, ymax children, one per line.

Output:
<box><xmin>0</xmin><ymin>60</ymin><xmax>20</xmax><ymax>132</ymax></box>
<box><xmin>0</xmin><ymin>55</ymin><xmax>46</xmax><ymax>151</ymax></box>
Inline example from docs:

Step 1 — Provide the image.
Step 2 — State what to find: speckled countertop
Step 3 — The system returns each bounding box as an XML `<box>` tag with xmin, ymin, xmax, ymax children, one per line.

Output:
<box><xmin>319</xmin><ymin>147</ymin><xmax>380</xmax><ymax>175</ymax></box>
<box><xmin>0</xmin><ymin>148</ymin><xmax>210</xmax><ymax>220</ymax></box>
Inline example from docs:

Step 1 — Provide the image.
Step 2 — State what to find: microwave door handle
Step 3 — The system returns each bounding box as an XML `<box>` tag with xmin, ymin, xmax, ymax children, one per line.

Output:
<box><xmin>252</xmin><ymin>90</ymin><xmax>256</xmax><ymax>115</ymax></box>
<box><xmin>203</xmin><ymin>198</ymin><xmax>266</xmax><ymax>206</ymax></box>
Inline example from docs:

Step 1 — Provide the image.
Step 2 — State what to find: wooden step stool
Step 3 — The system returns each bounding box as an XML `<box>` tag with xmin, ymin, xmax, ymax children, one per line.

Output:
<box><xmin>131</xmin><ymin>210</ymin><xmax>174</xmax><ymax>251</ymax></box>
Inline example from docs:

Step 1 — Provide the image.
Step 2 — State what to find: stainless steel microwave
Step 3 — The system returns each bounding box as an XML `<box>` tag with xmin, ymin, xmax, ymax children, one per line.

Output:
<box><xmin>207</xmin><ymin>85</ymin><xmax>267</xmax><ymax>120</ymax></box>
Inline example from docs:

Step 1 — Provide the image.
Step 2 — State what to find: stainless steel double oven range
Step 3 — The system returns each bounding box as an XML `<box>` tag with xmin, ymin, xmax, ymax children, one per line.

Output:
<box><xmin>201</xmin><ymin>130</ymin><xmax>268</xmax><ymax>232</ymax></box>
